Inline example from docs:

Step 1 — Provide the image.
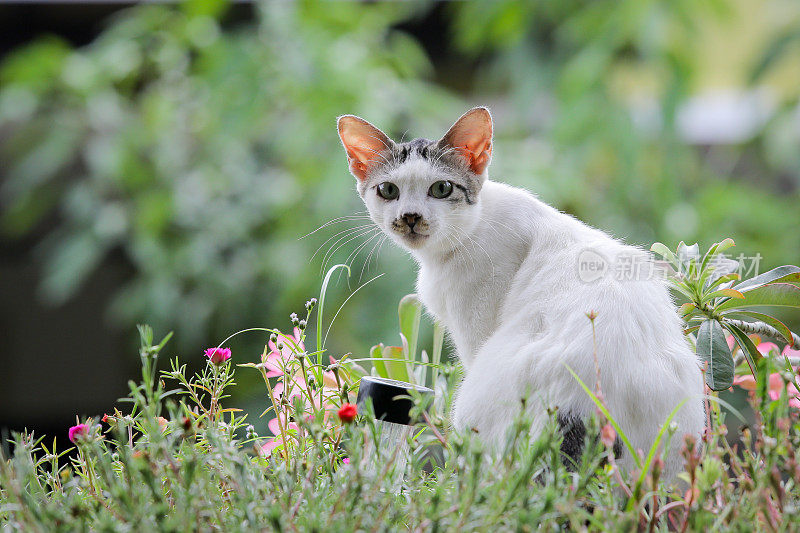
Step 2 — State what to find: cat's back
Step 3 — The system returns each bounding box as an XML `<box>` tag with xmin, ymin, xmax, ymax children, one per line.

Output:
<box><xmin>480</xmin><ymin>180</ymin><xmax>690</xmax><ymax>353</ymax></box>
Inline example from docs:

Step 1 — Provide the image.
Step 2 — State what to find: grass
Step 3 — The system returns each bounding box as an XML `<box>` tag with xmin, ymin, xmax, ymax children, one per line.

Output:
<box><xmin>1</xmin><ymin>316</ymin><xmax>799</xmax><ymax>532</ymax></box>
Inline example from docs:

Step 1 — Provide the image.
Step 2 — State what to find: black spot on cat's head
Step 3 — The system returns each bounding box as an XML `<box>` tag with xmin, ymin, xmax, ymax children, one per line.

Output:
<box><xmin>387</xmin><ymin>138</ymin><xmax>484</xmax><ymax>201</ymax></box>
<box><xmin>393</xmin><ymin>138</ymin><xmax>434</xmax><ymax>164</ymax></box>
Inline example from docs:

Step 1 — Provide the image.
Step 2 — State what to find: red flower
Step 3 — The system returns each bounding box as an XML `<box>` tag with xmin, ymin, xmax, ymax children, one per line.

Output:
<box><xmin>204</xmin><ymin>347</ymin><xmax>232</xmax><ymax>365</ymax></box>
<box><xmin>337</xmin><ymin>403</ymin><xmax>357</xmax><ymax>424</ymax></box>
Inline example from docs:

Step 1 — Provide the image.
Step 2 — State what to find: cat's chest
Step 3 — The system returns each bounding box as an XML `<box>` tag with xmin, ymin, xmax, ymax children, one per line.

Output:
<box><xmin>416</xmin><ymin>260</ymin><xmax>503</xmax><ymax>361</ymax></box>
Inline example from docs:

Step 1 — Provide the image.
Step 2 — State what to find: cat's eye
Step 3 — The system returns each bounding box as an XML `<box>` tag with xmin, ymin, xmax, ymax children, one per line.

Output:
<box><xmin>429</xmin><ymin>180</ymin><xmax>453</xmax><ymax>199</ymax></box>
<box><xmin>377</xmin><ymin>182</ymin><xmax>399</xmax><ymax>200</ymax></box>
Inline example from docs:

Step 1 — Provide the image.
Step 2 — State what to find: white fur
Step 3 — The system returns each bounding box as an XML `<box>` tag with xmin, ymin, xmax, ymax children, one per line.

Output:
<box><xmin>357</xmin><ymin>146</ymin><xmax>704</xmax><ymax>481</ymax></box>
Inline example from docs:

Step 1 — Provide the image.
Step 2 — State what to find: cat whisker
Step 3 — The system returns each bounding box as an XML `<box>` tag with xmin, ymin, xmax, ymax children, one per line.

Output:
<box><xmin>344</xmin><ymin>230</ymin><xmax>380</xmax><ymax>272</ymax></box>
<box><xmin>366</xmin><ymin>234</ymin><xmax>388</xmax><ymax>275</ymax></box>
<box><xmin>336</xmin><ymin>230</ymin><xmax>381</xmax><ymax>288</ymax></box>
<box><xmin>446</xmin><ymin>222</ymin><xmax>495</xmax><ymax>275</ymax></box>
<box><xmin>300</xmin><ymin>213</ymin><xmax>370</xmax><ymax>240</ymax></box>
<box><xmin>360</xmin><ymin>234</ymin><xmax>387</xmax><ymax>283</ymax></box>
<box><xmin>318</xmin><ymin>225</ymin><xmax>378</xmax><ymax>270</ymax></box>
<box><xmin>364</xmin><ymin>156</ymin><xmax>391</xmax><ymax>167</ymax></box>
<box><xmin>321</xmin><ymin>226</ymin><xmax>381</xmax><ymax>275</ymax></box>
<box><xmin>477</xmin><ymin>216</ymin><xmax>518</xmax><ymax>241</ymax></box>
<box><xmin>310</xmin><ymin>223</ymin><xmax>377</xmax><ymax>262</ymax></box>
<box><xmin>452</xmin><ymin>224</ymin><xmax>495</xmax><ymax>277</ymax></box>
<box><xmin>364</xmin><ymin>132</ymin><xmax>393</xmax><ymax>152</ymax></box>
<box><xmin>429</xmin><ymin>145</ymin><xmax>459</xmax><ymax>168</ymax></box>
<box><xmin>361</xmin><ymin>145</ymin><xmax>392</xmax><ymax>166</ymax></box>
<box><xmin>443</xmin><ymin>224</ymin><xmax>478</xmax><ymax>273</ymax></box>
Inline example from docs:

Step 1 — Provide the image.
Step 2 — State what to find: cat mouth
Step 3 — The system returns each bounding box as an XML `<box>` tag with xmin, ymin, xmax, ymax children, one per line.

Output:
<box><xmin>402</xmin><ymin>230</ymin><xmax>429</xmax><ymax>246</ymax></box>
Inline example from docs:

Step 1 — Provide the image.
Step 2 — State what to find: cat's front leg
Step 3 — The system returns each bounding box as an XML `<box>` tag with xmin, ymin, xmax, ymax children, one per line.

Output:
<box><xmin>451</xmin><ymin>335</ymin><xmax>552</xmax><ymax>451</ymax></box>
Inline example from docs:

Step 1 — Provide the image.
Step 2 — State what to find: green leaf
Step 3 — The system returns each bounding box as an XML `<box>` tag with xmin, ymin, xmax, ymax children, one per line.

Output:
<box><xmin>706</xmin><ymin>273</ymin><xmax>741</xmax><ymax>292</ymax></box>
<box><xmin>41</xmin><ymin>233</ymin><xmax>105</xmax><ymax>304</ymax></box>
<box><xmin>430</xmin><ymin>320</ymin><xmax>445</xmax><ymax>388</ymax></box>
<box><xmin>650</xmin><ymin>242</ymin><xmax>678</xmax><ymax>268</ymax></box>
<box><xmin>697</xmin><ymin>320</ymin><xmax>734</xmax><ymax>391</ymax></box>
<box><xmin>750</xmin><ymin>26</ymin><xmax>800</xmax><ymax>83</ymax></box>
<box><xmin>671</xmin><ymin>281</ymin><xmax>698</xmax><ymax>303</ymax></box>
<box><xmin>0</xmin><ymin>37</ymin><xmax>71</xmax><ymax>88</ymax></box>
<box><xmin>727</xmin><ymin>311</ymin><xmax>795</xmax><ymax>345</ymax></box>
<box><xmin>704</xmin><ymin>288</ymin><xmax>744</xmax><ymax>304</ymax></box>
<box><xmin>383</xmin><ymin>345</ymin><xmax>410</xmax><ymax>383</ymax></box>
<box><xmin>181</xmin><ymin>0</ymin><xmax>229</xmax><ymax>19</ymax></box>
<box><xmin>398</xmin><ymin>332</ymin><xmax>414</xmax><ymax>381</ymax></box>
<box><xmin>398</xmin><ymin>293</ymin><xmax>423</xmax><ymax>364</ymax></box>
<box><xmin>717</xmin><ymin>282</ymin><xmax>800</xmax><ymax>312</ymax></box>
<box><xmin>724</xmin><ymin>322</ymin><xmax>761</xmax><ymax>376</ymax></box>
<box><xmin>338</xmin><ymin>354</ymin><xmax>368</xmax><ymax>381</ymax></box>
<box><xmin>734</xmin><ymin>266</ymin><xmax>800</xmax><ymax>293</ymax></box>
<box><xmin>715</xmin><ymin>237</ymin><xmax>736</xmax><ymax>254</ymax></box>
<box><xmin>701</xmin><ymin>238</ymin><xmax>735</xmax><ymax>272</ymax></box>
<box><xmin>414</xmin><ymin>350</ymin><xmax>428</xmax><ymax>384</ymax></box>
<box><xmin>317</xmin><ymin>264</ymin><xmax>351</xmax><ymax>359</ymax></box>
<box><xmin>677</xmin><ymin>242</ymin><xmax>700</xmax><ymax>266</ymax></box>
<box><xmin>755</xmin><ymin>356</ymin><xmax>773</xmax><ymax>405</ymax></box>
<box><xmin>370</xmin><ymin>344</ymin><xmax>387</xmax><ymax>378</ymax></box>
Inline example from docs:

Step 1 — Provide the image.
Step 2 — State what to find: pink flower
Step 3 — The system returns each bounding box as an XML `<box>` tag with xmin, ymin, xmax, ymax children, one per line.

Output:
<box><xmin>259</xmin><ymin>414</ymin><xmax>304</xmax><ymax>457</ymax></box>
<box><xmin>204</xmin><ymin>347</ymin><xmax>232</xmax><ymax>365</ymax></box>
<box><xmin>783</xmin><ymin>344</ymin><xmax>800</xmax><ymax>358</ymax></box>
<box><xmin>733</xmin><ymin>364</ymin><xmax>800</xmax><ymax>409</ymax></box>
<box><xmin>262</xmin><ymin>328</ymin><xmax>304</xmax><ymax>378</ymax></box>
<box><xmin>769</xmin><ymin>385</ymin><xmax>800</xmax><ymax>409</ymax></box>
<box><xmin>259</xmin><ymin>437</ymin><xmax>283</xmax><ymax>457</ymax></box>
<box><xmin>726</xmin><ymin>335</ymin><xmax>736</xmax><ymax>351</ymax></box>
<box><xmin>270</xmin><ymin>376</ymin><xmax>309</xmax><ymax>405</ymax></box>
<box><xmin>68</xmin><ymin>423</ymin><xmax>90</xmax><ymax>443</ymax></box>
<box><xmin>757</xmin><ymin>342</ymin><xmax>779</xmax><ymax>356</ymax></box>
<box><xmin>259</xmin><ymin>414</ymin><xmax>304</xmax><ymax>458</ymax></box>
<box><xmin>732</xmin><ymin>374</ymin><xmax>757</xmax><ymax>391</ymax></box>
<box><xmin>268</xmin><ymin>357</ymin><xmax>339</xmax><ymax>414</ymax></box>
<box><xmin>342</xmin><ymin>457</ymin><xmax>350</xmax><ymax>465</ymax></box>
<box><xmin>268</xmin><ymin>416</ymin><xmax>299</xmax><ymax>436</ymax></box>
<box><xmin>600</xmin><ymin>423</ymin><xmax>616</xmax><ymax>448</ymax></box>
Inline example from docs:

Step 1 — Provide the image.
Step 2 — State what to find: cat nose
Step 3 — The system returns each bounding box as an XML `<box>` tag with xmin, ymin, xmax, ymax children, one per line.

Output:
<box><xmin>402</xmin><ymin>213</ymin><xmax>421</xmax><ymax>228</ymax></box>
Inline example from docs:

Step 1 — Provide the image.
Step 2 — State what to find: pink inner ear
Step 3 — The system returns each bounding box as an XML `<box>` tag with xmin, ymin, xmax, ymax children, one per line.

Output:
<box><xmin>338</xmin><ymin>117</ymin><xmax>392</xmax><ymax>181</ymax></box>
<box><xmin>442</xmin><ymin>108</ymin><xmax>493</xmax><ymax>175</ymax></box>
<box><xmin>460</xmin><ymin>139</ymin><xmax>492</xmax><ymax>175</ymax></box>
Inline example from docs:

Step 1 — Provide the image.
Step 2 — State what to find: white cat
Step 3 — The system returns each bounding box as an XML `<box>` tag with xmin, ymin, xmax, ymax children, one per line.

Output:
<box><xmin>337</xmin><ymin>107</ymin><xmax>704</xmax><ymax>479</ymax></box>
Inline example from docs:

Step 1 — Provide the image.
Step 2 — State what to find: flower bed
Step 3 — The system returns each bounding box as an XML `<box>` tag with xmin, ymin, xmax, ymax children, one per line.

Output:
<box><xmin>3</xmin><ymin>246</ymin><xmax>800</xmax><ymax>530</ymax></box>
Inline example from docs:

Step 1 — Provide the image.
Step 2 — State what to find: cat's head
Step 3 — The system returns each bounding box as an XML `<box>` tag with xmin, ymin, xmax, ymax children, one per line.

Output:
<box><xmin>337</xmin><ymin>107</ymin><xmax>493</xmax><ymax>254</ymax></box>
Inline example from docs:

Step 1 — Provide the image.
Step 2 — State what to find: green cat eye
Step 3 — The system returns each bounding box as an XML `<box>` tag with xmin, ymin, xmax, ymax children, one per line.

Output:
<box><xmin>377</xmin><ymin>182</ymin><xmax>399</xmax><ymax>200</ymax></box>
<box><xmin>429</xmin><ymin>180</ymin><xmax>453</xmax><ymax>199</ymax></box>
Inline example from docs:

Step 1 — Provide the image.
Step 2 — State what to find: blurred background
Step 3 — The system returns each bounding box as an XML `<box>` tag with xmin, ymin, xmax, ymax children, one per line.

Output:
<box><xmin>1</xmin><ymin>0</ymin><xmax>799</xmax><ymax>444</ymax></box>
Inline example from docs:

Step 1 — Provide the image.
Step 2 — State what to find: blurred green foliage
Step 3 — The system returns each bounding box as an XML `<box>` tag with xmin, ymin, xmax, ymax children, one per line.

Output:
<box><xmin>0</xmin><ymin>1</ymin><xmax>455</xmax><ymax>356</ymax></box>
<box><xmin>1</xmin><ymin>0</ymin><xmax>799</xmax><ymax>362</ymax></box>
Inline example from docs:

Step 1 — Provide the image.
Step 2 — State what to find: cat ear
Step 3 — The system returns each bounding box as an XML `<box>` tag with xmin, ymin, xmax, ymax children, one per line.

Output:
<box><xmin>337</xmin><ymin>115</ymin><xmax>394</xmax><ymax>181</ymax></box>
<box><xmin>439</xmin><ymin>107</ymin><xmax>493</xmax><ymax>175</ymax></box>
